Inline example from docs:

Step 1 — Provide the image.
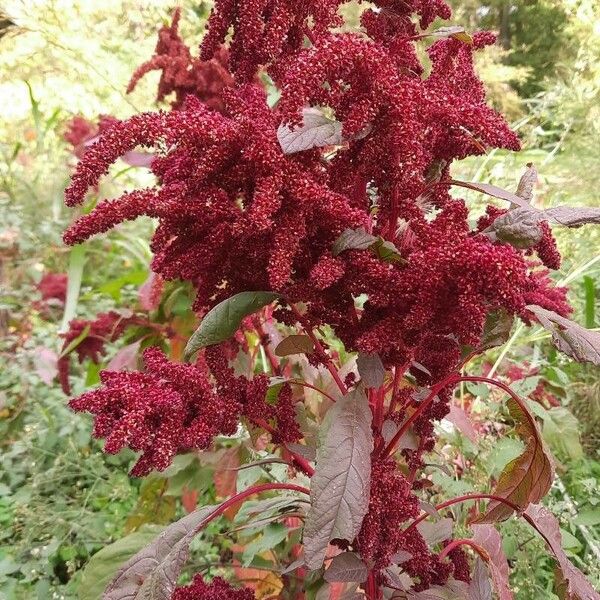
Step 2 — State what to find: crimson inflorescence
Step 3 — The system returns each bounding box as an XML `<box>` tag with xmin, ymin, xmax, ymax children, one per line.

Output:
<box><xmin>172</xmin><ymin>575</ymin><xmax>255</xmax><ymax>600</ymax></box>
<box><xmin>63</xmin><ymin>1</ymin><xmax>573</xmax><ymax>594</ymax></box>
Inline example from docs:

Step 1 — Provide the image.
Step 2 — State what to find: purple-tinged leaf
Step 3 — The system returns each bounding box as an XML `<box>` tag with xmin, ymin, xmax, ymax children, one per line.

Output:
<box><xmin>416</xmin><ymin>518</ymin><xmax>453</xmax><ymax>547</ymax></box>
<box><xmin>543</xmin><ymin>206</ymin><xmax>600</xmax><ymax>228</ymax></box>
<box><xmin>324</xmin><ymin>552</ymin><xmax>368</xmax><ymax>583</ymax></box>
<box><xmin>104</xmin><ymin>503</ymin><xmax>219</xmax><ymax>599</ymax></box>
<box><xmin>391</xmin><ymin>550</ymin><xmax>414</xmax><ymax>564</ymax></box>
<box><xmin>33</xmin><ymin>346</ymin><xmax>58</xmax><ymax>385</ymax></box>
<box><xmin>527</xmin><ymin>305</ymin><xmax>600</xmax><ymax>366</ymax></box>
<box><xmin>480</xmin><ymin>310</ymin><xmax>514</xmax><ymax>350</ymax></box>
<box><xmin>516</xmin><ymin>163</ymin><xmax>538</xmax><ymax>203</ymax></box>
<box><xmin>281</xmin><ymin>556</ymin><xmax>305</xmax><ymax>575</ymax></box>
<box><xmin>468</xmin><ymin>558</ymin><xmax>493</xmax><ymax>600</ymax></box>
<box><xmin>384</xmin><ymin>565</ymin><xmax>412</xmax><ymax>591</ymax></box>
<box><xmin>484</xmin><ymin>207</ymin><xmax>544</xmax><ymax>248</ymax></box>
<box><xmin>357</xmin><ymin>353</ymin><xmax>385</xmax><ymax>388</ymax></box>
<box><xmin>450</xmin><ymin>180</ymin><xmax>531</xmax><ymax>209</ymax></box>
<box><xmin>524</xmin><ymin>504</ymin><xmax>600</xmax><ymax>600</ymax></box>
<box><xmin>303</xmin><ymin>387</ymin><xmax>373</xmax><ymax>570</ymax></box>
<box><xmin>332</xmin><ymin>228</ymin><xmax>378</xmax><ymax>256</ymax></box>
<box><xmin>107</xmin><ymin>341</ymin><xmax>141</xmax><ymax>372</ymax></box>
<box><xmin>445</xmin><ymin>405</ymin><xmax>478</xmax><ymax>443</ymax></box>
<box><xmin>471</xmin><ymin>524</ymin><xmax>514</xmax><ymax>600</ymax></box>
<box><xmin>408</xmin><ymin>580</ymin><xmax>471</xmax><ymax>599</ymax></box>
<box><xmin>475</xmin><ymin>397</ymin><xmax>554</xmax><ymax>523</ymax></box>
<box><xmin>275</xmin><ymin>334</ymin><xmax>315</xmax><ymax>357</ymax></box>
<box><xmin>382</xmin><ymin>419</ymin><xmax>418</xmax><ymax>450</ymax></box>
<box><xmin>278</xmin><ymin>107</ymin><xmax>343</xmax><ymax>154</ymax></box>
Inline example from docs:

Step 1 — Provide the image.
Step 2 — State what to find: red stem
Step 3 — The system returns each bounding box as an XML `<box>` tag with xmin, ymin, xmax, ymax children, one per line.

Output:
<box><xmin>196</xmin><ymin>482</ymin><xmax>310</xmax><ymax>532</ymax></box>
<box><xmin>288</xmin><ymin>303</ymin><xmax>348</xmax><ymax>395</ymax></box>
<box><xmin>387</xmin><ymin>362</ymin><xmax>409</xmax><ymax>417</ymax></box>
<box><xmin>382</xmin><ymin>373</ymin><xmax>460</xmax><ymax>458</ymax></box>
<box><xmin>438</xmin><ymin>539</ymin><xmax>489</xmax><ymax>561</ymax></box>
<box><xmin>404</xmin><ymin>492</ymin><xmax>523</xmax><ymax>534</ymax></box>
<box><xmin>254</xmin><ymin>320</ymin><xmax>282</xmax><ymax>376</ymax></box>
<box><xmin>458</xmin><ymin>375</ymin><xmax>537</xmax><ymax>433</ymax></box>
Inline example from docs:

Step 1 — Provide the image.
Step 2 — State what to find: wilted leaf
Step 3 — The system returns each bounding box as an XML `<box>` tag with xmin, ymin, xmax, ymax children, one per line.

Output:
<box><xmin>417</xmin><ymin>518</ymin><xmax>453</xmax><ymax>547</ymax></box>
<box><xmin>515</xmin><ymin>163</ymin><xmax>538</xmax><ymax>203</ymax></box>
<box><xmin>527</xmin><ymin>305</ymin><xmax>600</xmax><ymax>366</ymax></box>
<box><xmin>475</xmin><ymin>398</ymin><xmax>554</xmax><ymax>523</ymax></box>
<box><xmin>524</xmin><ymin>504</ymin><xmax>600</xmax><ymax>600</ymax></box>
<box><xmin>471</xmin><ymin>524</ymin><xmax>513</xmax><ymax>600</ymax></box>
<box><xmin>303</xmin><ymin>387</ymin><xmax>373</xmax><ymax>569</ymax></box>
<box><xmin>79</xmin><ymin>526</ymin><xmax>165</xmax><ymax>600</ymax></box>
<box><xmin>445</xmin><ymin>405</ymin><xmax>478</xmax><ymax>443</ymax></box>
<box><xmin>184</xmin><ymin>291</ymin><xmax>279</xmax><ymax>360</ymax></box>
<box><xmin>357</xmin><ymin>353</ymin><xmax>385</xmax><ymax>388</ymax></box>
<box><xmin>275</xmin><ymin>335</ymin><xmax>315</xmax><ymax>357</ymax></box>
<box><xmin>431</xmin><ymin>25</ymin><xmax>473</xmax><ymax>43</ymax></box>
<box><xmin>324</xmin><ymin>552</ymin><xmax>368</xmax><ymax>583</ymax></box>
<box><xmin>484</xmin><ymin>207</ymin><xmax>544</xmax><ymax>249</ymax></box>
<box><xmin>278</xmin><ymin>107</ymin><xmax>343</xmax><ymax>154</ymax></box>
<box><xmin>332</xmin><ymin>228</ymin><xmax>378</xmax><ymax>256</ymax></box>
<box><xmin>468</xmin><ymin>558</ymin><xmax>493</xmax><ymax>600</ymax></box>
<box><xmin>104</xmin><ymin>503</ymin><xmax>219</xmax><ymax>599</ymax></box>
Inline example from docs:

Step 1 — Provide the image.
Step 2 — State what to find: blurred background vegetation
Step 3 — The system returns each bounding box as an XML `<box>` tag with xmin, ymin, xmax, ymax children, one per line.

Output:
<box><xmin>0</xmin><ymin>1</ymin><xmax>599</xmax><ymax>598</ymax></box>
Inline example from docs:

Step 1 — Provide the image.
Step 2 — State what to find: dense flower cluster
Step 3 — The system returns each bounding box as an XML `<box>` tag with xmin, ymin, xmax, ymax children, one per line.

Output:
<box><xmin>58</xmin><ymin>311</ymin><xmax>135</xmax><ymax>394</ymax></box>
<box><xmin>63</xmin><ymin>0</ymin><xmax>574</xmax><ymax>594</ymax></box>
<box><xmin>172</xmin><ymin>575</ymin><xmax>254</xmax><ymax>600</ymax></box>
<box><xmin>127</xmin><ymin>8</ymin><xmax>234</xmax><ymax>112</ymax></box>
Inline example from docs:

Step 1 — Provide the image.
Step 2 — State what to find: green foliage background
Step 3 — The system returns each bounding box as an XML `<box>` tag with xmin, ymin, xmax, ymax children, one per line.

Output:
<box><xmin>0</xmin><ymin>1</ymin><xmax>599</xmax><ymax>599</ymax></box>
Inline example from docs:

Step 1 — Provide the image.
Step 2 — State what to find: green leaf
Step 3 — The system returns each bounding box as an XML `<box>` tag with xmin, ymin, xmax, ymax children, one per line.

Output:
<box><xmin>541</xmin><ymin>407</ymin><xmax>583</xmax><ymax>461</ymax></box>
<box><xmin>241</xmin><ymin>522</ymin><xmax>289</xmax><ymax>566</ymax></box>
<box><xmin>184</xmin><ymin>291</ymin><xmax>279</xmax><ymax>360</ymax></box>
<box><xmin>573</xmin><ymin>508</ymin><xmax>600</xmax><ymax>527</ymax></box>
<box><xmin>78</xmin><ymin>526</ymin><xmax>164</xmax><ymax>600</ymax></box>
<box><xmin>583</xmin><ymin>276</ymin><xmax>596</xmax><ymax>328</ymax></box>
<box><xmin>60</xmin><ymin>244</ymin><xmax>87</xmax><ymax>332</ymax></box>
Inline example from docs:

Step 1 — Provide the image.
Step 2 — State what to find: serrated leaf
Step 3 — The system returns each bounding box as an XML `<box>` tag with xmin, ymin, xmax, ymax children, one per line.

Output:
<box><xmin>184</xmin><ymin>291</ymin><xmax>279</xmax><ymax>360</ymax></box>
<box><xmin>324</xmin><ymin>552</ymin><xmax>368</xmax><ymax>583</ymax></box>
<box><xmin>303</xmin><ymin>387</ymin><xmax>373</xmax><ymax>570</ymax></box>
<box><xmin>516</xmin><ymin>163</ymin><xmax>538</xmax><ymax>203</ymax></box>
<box><xmin>417</xmin><ymin>518</ymin><xmax>453</xmax><ymax>547</ymax></box>
<box><xmin>527</xmin><ymin>305</ymin><xmax>600</xmax><ymax>366</ymax></box>
<box><xmin>469</xmin><ymin>558</ymin><xmax>493</xmax><ymax>600</ymax></box>
<box><xmin>471</xmin><ymin>525</ymin><xmax>513</xmax><ymax>600</ymax></box>
<box><xmin>475</xmin><ymin>397</ymin><xmax>554</xmax><ymax>523</ymax></box>
<box><xmin>332</xmin><ymin>228</ymin><xmax>378</xmax><ymax>256</ymax></box>
<box><xmin>356</xmin><ymin>353</ymin><xmax>385</xmax><ymax>388</ymax></box>
<box><xmin>278</xmin><ymin>107</ymin><xmax>343</xmax><ymax>154</ymax></box>
<box><xmin>431</xmin><ymin>25</ymin><xmax>473</xmax><ymax>43</ymax></box>
<box><xmin>524</xmin><ymin>504</ymin><xmax>600</xmax><ymax>600</ymax></box>
<box><xmin>103</xmin><ymin>504</ymin><xmax>219</xmax><ymax>599</ymax></box>
<box><xmin>275</xmin><ymin>335</ymin><xmax>315</xmax><ymax>357</ymax></box>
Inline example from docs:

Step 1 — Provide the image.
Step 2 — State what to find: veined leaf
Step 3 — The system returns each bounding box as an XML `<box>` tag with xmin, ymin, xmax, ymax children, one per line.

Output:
<box><xmin>278</xmin><ymin>107</ymin><xmax>343</xmax><ymax>154</ymax></box>
<box><xmin>524</xmin><ymin>504</ymin><xmax>600</xmax><ymax>600</ymax></box>
<box><xmin>356</xmin><ymin>353</ymin><xmax>385</xmax><ymax>388</ymax></box>
<box><xmin>475</xmin><ymin>398</ymin><xmax>554</xmax><ymax>523</ymax></box>
<box><xmin>184</xmin><ymin>291</ymin><xmax>279</xmax><ymax>360</ymax></box>
<box><xmin>417</xmin><ymin>518</ymin><xmax>453</xmax><ymax>547</ymax></box>
<box><xmin>104</xmin><ymin>504</ymin><xmax>220</xmax><ymax>599</ymax></box>
<box><xmin>332</xmin><ymin>227</ymin><xmax>378</xmax><ymax>256</ymax></box>
<box><xmin>527</xmin><ymin>305</ymin><xmax>600</xmax><ymax>366</ymax></box>
<box><xmin>409</xmin><ymin>580</ymin><xmax>471</xmax><ymax>599</ymax></box>
<box><xmin>324</xmin><ymin>552</ymin><xmax>368</xmax><ymax>583</ymax></box>
<box><xmin>480</xmin><ymin>310</ymin><xmax>514</xmax><ymax>350</ymax></box>
<box><xmin>303</xmin><ymin>387</ymin><xmax>373</xmax><ymax>569</ymax></box>
<box><xmin>471</xmin><ymin>524</ymin><xmax>514</xmax><ymax>600</ymax></box>
<box><xmin>469</xmin><ymin>558</ymin><xmax>493</xmax><ymax>600</ymax></box>
<box><xmin>450</xmin><ymin>180</ymin><xmax>531</xmax><ymax>209</ymax></box>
